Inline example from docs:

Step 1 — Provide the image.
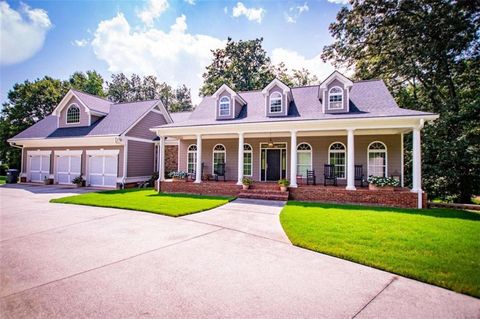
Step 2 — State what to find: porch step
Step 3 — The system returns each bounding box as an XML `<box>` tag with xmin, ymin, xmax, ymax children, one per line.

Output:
<box><xmin>238</xmin><ymin>189</ymin><xmax>289</xmax><ymax>201</ymax></box>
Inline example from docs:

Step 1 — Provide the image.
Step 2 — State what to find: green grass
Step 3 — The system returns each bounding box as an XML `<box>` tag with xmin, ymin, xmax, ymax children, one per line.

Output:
<box><xmin>280</xmin><ymin>201</ymin><xmax>480</xmax><ymax>298</ymax></box>
<box><xmin>0</xmin><ymin>176</ymin><xmax>5</xmax><ymax>184</ymax></box>
<box><xmin>50</xmin><ymin>188</ymin><xmax>234</xmax><ymax>217</ymax></box>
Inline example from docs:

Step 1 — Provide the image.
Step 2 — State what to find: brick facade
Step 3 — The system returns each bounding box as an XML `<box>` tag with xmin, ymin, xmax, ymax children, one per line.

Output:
<box><xmin>158</xmin><ymin>181</ymin><xmax>427</xmax><ymax>209</ymax></box>
<box><xmin>164</xmin><ymin>145</ymin><xmax>178</xmax><ymax>175</ymax></box>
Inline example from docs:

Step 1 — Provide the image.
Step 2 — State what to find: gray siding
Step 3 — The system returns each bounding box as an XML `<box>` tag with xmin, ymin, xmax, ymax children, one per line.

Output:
<box><xmin>324</xmin><ymin>79</ymin><xmax>349</xmax><ymax>114</ymax></box>
<box><xmin>126</xmin><ymin>140</ymin><xmax>155</xmax><ymax>177</ymax></box>
<box><xmin>58</xmin><ymin>96</ymin><xmax>91</xmax><ymax>128</ymax></box>
<box><xmin>266</xmin><ymin>85</ymin><xmax>288</xmax><ymax>117</ymax></box>
<box><xmin>215</xmin><ymin>90</ymin><xmax>235</xmax><ymax>120</ymax></box>
<box><xmin>126</xmin><ymin>111</ymin><xmax>167</xmax><ymax>140</ymax></box>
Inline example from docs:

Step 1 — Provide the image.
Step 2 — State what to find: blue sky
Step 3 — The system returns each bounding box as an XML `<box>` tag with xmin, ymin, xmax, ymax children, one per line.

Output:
<box><xmin>0</xmin><ymin>0</ymin><xmax>348</xmax><ymax>104</ymax></box>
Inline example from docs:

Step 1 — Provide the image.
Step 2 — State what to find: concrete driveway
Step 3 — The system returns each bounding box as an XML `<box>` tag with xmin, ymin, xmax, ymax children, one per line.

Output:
<box><xmin>0</xmin><ymin>184</ymin><xmax>478</xmax><ymax>318</ymax></box>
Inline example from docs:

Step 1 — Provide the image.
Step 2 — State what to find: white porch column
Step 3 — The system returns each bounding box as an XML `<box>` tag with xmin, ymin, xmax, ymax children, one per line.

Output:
<box><xmin>411</xmin><ymin>127</ymin><xmax>422</xmax><ymax>208</ymax></box>
<box><xmin>159</xmin><ymin>136</ymin><xmax>165</xmax><ymax>182</ymax></box>
<box><xmin>290</xmin><ymin>130</ymin><xmax>298</xmax><ymax>187</ymax></box>
<box><xmin>346</xmin><ymin>129</ymin><xmax>356</xmax><ymax>190</ymax></box>
<box><xmin>194</xmin><ymin>134</ymin><xmax>202</xmax><ymax>183</ymax></box>
<box><xmin>237</xmin><ymin>132</ymin><xmax>244</xmax><ymax>185</ymax></box>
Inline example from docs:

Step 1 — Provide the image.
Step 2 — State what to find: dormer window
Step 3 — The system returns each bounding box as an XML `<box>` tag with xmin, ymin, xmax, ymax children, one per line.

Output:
<box><xmin>328</xmin><ymin>87</ymin><xmax>343</xmax><ymax>110</ymax></box>
<box><xmin>219</xmin><ymin>97</ymin><xmax>231</xmax><ymax>116</ymax></box>
<box><xmin>269</xmin><ymin>92</ymin><xmax>282</xmax><ymax>113</ymax></box>
<box><xmin>66</xmin><ymin>104</ymin><xmax>80</xmax><ymax>124</ymax></box>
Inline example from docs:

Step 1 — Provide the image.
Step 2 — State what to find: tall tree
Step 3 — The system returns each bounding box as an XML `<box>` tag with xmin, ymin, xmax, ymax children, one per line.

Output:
<box><xmin>0</xmin><ymin>77</ymin><xmax>70</xmax><ymax>168</ymax></box>
<box><xmin>107</xmin><ymin>73</ymin><xmax>131</xmax><ymax>103</ymax></box>
<box><xmin>200</xmin><ymin>38</ymin><xmax>275</xmax><ymax>96</ymax></box>
<box><xmin>170</xmin><ymin>85</ymin><xmax>193</xmax><ymax>112</ymax></box>
<box><xmin>322</xmin><ymin>0</ymin><xmax>480</xmax><ymax>202</ymax></box>
<box><xmin>291</xmin><ymin>68</ymin><xmax>318</xmax><ymax>86</ymax></box>
<box><xmin>69</xmin><ymin>71</ymin><xmax>105</xmax><ymax>96</ymax></box>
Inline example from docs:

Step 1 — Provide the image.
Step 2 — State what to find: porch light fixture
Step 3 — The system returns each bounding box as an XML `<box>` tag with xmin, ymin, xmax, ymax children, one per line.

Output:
<box><xmin>268</xmin><ymin>135</ymin><xmax>274</xmax><ymax>148</ymax></box>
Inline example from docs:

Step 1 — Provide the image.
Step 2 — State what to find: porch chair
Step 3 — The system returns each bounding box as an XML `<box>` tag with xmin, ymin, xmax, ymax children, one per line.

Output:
<box><xmin>306</xmin><ymin>169</ymin><xmax>316</xmax><ymax>185</ymax></box>
<box><xmin>213</xmin><ymin>162</ymin><xmax>226</xmax><ymax>182</ymax></box>
<box><xmin>324</xmin><ymin>164</ymin><xmax>337</xmax><ymax>186</ymax></box>
<box><xmin>355</xmin><ymin>165</ymin><xmax>365</xmax><ymax>187</ymax></box>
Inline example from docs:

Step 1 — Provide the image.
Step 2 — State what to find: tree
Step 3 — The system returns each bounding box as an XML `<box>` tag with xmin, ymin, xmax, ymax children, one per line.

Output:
<box><xmin>322</xmin><ymin>0</ymin><xmax>480</xmax><ymax>202</ymax></box>
<box><xmin>0</xmin><ymin>77</ymin><xmax>70</xmax><ymax>168</ymax></box>
<box><xmin>200</xmin><ymin>38</ymin><xmax>275</xmax><ymax>96</ymax></box>
<box><xmin>170</xmin><ymin>85</ymin><xmax>193</xmax><ymax>112</ymax></box>
<box><xmin>69</xmin><ymin>71</ymin><xmax>105</xmax><ymax>96</ymax></box>
<box><xmin>106</xmin><ymin>73</ymin><xmax>131</xmax><ymax>103</ymax></box>
<box><xmin>291</xmin><ymin>68</ymin><xmax>318</xmax><ymax>86</ymax></box>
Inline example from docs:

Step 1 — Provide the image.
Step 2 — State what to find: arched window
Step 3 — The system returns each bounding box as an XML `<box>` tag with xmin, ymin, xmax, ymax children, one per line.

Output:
<box><xmin>219</xmin><ymin>97</ymin><xmax>230</xmax><ymax>116</ymax></box>
<box><xmin>328</xmin><ymin>87</ymin><xmax>343</xmax><ymax>110</ymax></box>
<box><xmin>66</xmin><ymin>104</ymin><xmax>80</xmax><ymax>124</ymax></box>
<box><xmin>297</xmin><ymin>143</ymin><xmax>312</xmax><ymax>177</ymax></box>
<box><xmin>212</xmin><ymin>144</ymin><xmax>226</xmax><ymax>174</ymax></box>
<box><xmin>187</xmin><ymin>144</ymin><xmax>197</xmax><ymax>174</ymax></box>
<box><xmin>243</xmin><ymin>144</ymin><xmax>253</xmax><ymax>176</ymax></box>
<box><xmin>329</xmin><ymin>142</ymin><xmax>346</xmax><ymax>178</ymax></box>
<box><xmin>368</xmin><ymin>141</ymin><xmax>387</xmax><ymax>177</ymax></box>
<box><xmin>269</xmin><ymin>92</ymin><xmax>283</xmax><ymax>113</ymax></box>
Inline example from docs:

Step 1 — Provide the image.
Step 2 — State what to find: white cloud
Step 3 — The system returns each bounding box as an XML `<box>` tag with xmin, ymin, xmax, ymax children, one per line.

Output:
<box><xmin>92</xmin><ymin>13</ymin><xmax>224</xmax><ymax>104</ymax></box>
<box><xmin>0</xmin><ymin>1</ymin><xmax>52</xmax><ymax>65</ymax></box>
<box><xmin>184</xmin><ymin>0</ymin><xmax>195</xmax><ymax>4</ymax></box>
<box><xmin>137</xmin><ymin>0</ymin><xmax>169</xmax><ymax>26</ymax></box>
<box><xmin>285</xmin><ymin>2</ymin><xmax>309</xmax><ymax>24</ymax></box>
<box><xmin>271</xmin><ymin>48</ymin><xmax>350</xmax><ymax>82</ymax></box>
<box><xmin>71</xmin><ymin>39</ymin><xmax>88</xmax><ymax>47</ymax></box>
<box><xmin>232</xmin><ymin>2</ymin><xmax>265</xmax><ymax>23</ymax></box>
<box><xmin>326</xmin><ymin>0</ymin><xmax>350</xmax><ymax>4</ymax></box>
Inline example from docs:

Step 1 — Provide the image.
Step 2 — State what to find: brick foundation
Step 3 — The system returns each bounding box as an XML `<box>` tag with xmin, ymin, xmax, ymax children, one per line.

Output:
<box><xmin>159</xmin><ymin>181</ymin><xmax>427</xmax><ymax>209</ymax></box>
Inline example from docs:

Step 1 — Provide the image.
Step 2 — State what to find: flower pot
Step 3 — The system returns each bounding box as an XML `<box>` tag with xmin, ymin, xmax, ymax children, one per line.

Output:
<box><xmin>75</xmin><ymin>183</ymin><xmax>83</xmax><ymax>188</ymax></box>
<box><xmin>280</xmin><ymin>186</ymin><xmax>288</xmax><ymax>192</ymax></box>
<box><xmin>369</xmin><ymin>184</ymin><xmax>394</xmax><ymax>191</ymax></box>
<box><xmin>242</xmin><ymin>184</ymin><xmax>250</xmax><ymax>190</ymax></box>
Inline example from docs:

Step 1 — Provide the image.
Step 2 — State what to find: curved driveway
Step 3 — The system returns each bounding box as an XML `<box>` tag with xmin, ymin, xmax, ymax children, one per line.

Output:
<box><xmin>0</xmin><ymin>184</ymin><xmax>478</xmax><ymax>318</ymax></box>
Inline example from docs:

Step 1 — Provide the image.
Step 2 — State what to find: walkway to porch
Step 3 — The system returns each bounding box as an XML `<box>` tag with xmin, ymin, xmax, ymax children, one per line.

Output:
<box><xmin>158</xmin><ymin>180</ymin><xmax>426</xmax><ymax>209</ymax></box>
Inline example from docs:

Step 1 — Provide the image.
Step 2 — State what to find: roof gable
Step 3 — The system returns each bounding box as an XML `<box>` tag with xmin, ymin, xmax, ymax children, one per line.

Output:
<box><xmin>319</xmin><ymin>71</ymin><xmax>353</xmax><ymax>90</ymax></box>
<box><xmin>212</xmin><ymin>84</ymin><xmax>247</xmax><ymax>105</ymax></box>
<box><xmin>262</xmin><ymin>78</ymin><xmax>290</xmax><ymax>94</ymax></box>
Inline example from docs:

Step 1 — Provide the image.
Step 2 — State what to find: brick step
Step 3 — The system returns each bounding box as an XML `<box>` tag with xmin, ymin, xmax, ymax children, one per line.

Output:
<box><xmin>241</xmin><ymin>189</ymin><xmax>287</xmax><ymax>195</ymax></box>
<box><xmin>238</xmin><ymin>191</ymin><xmax>289</xmax><ymax>201</ymax></box>
<box><xmin>249</xmin><ymin>183</ymin><xmax>281</xmax><ymax>190</ymax></box>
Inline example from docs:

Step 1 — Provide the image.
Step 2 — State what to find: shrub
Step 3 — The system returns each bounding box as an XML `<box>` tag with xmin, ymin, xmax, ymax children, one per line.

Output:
<box><xmin>0</xmin><ymin>163</ymin><xmax>8</xmax><ymax>175</ymax></box>
<box><xmin>278</xmin><ymin>179</ymin><xmax>290</xmax><ymax>187</ymax></box>
<box><xmin>168</xmin><ymin>171</ymin><xmax>188</xmax><ymax>179</ymax></box>
<box><xmin>242</xmin><ymin>176</ymin><xmax>254</xmax><ymax>186</ymax></box>
<box><xmin>367</xmin><ymin>176</ymin><xmax>400</xmax><ymax>187</ymax></box>
<box><xmin>72</xmin><ymin>175</ymin><xmax>85</xmax><ymax>185</ymax></box>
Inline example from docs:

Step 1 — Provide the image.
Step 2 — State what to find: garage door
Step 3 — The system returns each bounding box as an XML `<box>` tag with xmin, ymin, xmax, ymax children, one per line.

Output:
<box><xmin>56</xmin><ymin>155</ymin><xmax>81</xmax><ymax>184</ymax></box>
<box><xmin>88</xmin><ymin>155</ymin><xmax>118</xmax><ymax>187</ymax></box>
<box><xmin>28</xmin><ymin>152</ymin><xmax>50</xmax><ymax>182</ymax></box>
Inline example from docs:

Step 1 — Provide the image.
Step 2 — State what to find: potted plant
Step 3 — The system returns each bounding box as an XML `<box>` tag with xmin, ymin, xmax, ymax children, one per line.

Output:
<box><xmin>277</xmin><ymin>179</ymin><xmax>290</xmax><ymax>192</ymax></box>
<box><xmin>72</xmin><ymin>175</ymin><xmax>85</xmax><ymax>188</ymax></box>
<box><xmin>367</xmin><ymin>176</ymin><xmax>400</xmax><ymax>191</ymax></box>
<box><xmin>168</xmin><ymin>171</ymin><xmax>188</xmax><ymax>182</ymax></box>
<box><xmin>43</xmin><ymin>176</ymin><xmax>53</xmax><ymax>185</ymax></box>
<box><xmin>241</xmin><ymin>177</ymin><xmax>254</xmax><ymax>190</ymax></box>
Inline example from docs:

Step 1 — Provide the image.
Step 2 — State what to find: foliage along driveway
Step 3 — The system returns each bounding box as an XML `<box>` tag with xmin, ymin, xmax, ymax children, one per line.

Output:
<box><xmin>1</xmin><ymin>184</ymin><xmax>479</xmax><ymax>318</ymax></box>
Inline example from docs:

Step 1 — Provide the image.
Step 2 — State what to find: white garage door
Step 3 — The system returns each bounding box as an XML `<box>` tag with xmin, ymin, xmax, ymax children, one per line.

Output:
<box><xmin>88</xmin><ymin>155</ymin><xmax>118</xmax><ymax>187</ymax></box>
<box><xmin>28</xmin><ymin>153</ymin><xmax>50</xmax><ymax>182</ymax></box>
<box><xmin>57</xmin><ymin>155</ymin><xmax>81</xmax><ymax>184</ymax></box>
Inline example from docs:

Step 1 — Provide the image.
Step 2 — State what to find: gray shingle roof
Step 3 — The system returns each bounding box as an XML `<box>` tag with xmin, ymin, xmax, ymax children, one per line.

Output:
<box><xmin>155</xmin><ymin>80</ymin><xmax>435</xmax><ymax>129</ymax></box>
<box><xmin>11</xmin><ymin>99</ymin><xmax>161</xmax><ymax>140</ymax></box>
<box><xmin>71</xmin><ymin>89</ymin><xmax>112</xmax><ymax>114</ymax></box>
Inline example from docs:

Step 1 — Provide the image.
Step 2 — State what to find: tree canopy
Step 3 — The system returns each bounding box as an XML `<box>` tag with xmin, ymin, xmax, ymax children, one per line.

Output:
<box><xmin>322</xmin><ymin>0</ymin><xmax>480</xmax><ymax>202</ymax></box>
<box><xmin>200</xmin><ymin>38</ymin><xmax>318</xmax><ymax>96</ymax></box>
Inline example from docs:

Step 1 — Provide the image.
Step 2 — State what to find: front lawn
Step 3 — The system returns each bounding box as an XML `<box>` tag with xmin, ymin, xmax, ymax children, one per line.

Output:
<box><xmin>280</xmin><ymin>201</ymin><xmax>480</xmax><ymax>298</ymax></box>
<box><xmin>51</xmin><ymin>189</ymin><xmax>234</xmax><ymax>217</ymax></box>
<box><xmin>0</xmin><ymin>176</ymin><xmax>5</xmax><ymax>184</ymax></box>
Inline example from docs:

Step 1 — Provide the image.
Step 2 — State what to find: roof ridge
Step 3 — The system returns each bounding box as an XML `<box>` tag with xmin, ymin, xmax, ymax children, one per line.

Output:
<box><xmin>112</xmin><ymin>99</ymin><xmax>161</xmax><ymax>105</ymax></box>
<box><xmin>71</xmin><ymin>89</ymin><xmax>112</xmax><ymax>103</ymax></box>
<box><xmin>353</xmin><ymin>78</ymin><xmax>382</xmax><ymax>83</ymax></box>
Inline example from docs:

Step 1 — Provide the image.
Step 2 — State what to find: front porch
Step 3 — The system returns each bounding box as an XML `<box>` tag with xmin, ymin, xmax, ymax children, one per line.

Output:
<box><xmin>158</xmin><ymin>180</ymin><xmax>426</xmax><ymax>209</ymax></box>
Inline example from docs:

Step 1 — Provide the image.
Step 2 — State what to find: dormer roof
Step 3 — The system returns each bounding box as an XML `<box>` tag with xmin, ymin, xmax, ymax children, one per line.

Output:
<box><xmin>212</xmin><ymin>84</ymin><xmax>247</xmax><ymax>105</ymax></box>
<box><xmin>52</xmin><ymin>89</ymin><xmax>112</xmax><ymax>117</ymax></box>
<box><xmin>319</xmin><ymin>71</ymin><xmax>353</xmax><ymax>90</ymax></box>
<box><xmin>262</xmin><ymin>78</ymin><xmax>291</xmax><ymax>96</ymax></box>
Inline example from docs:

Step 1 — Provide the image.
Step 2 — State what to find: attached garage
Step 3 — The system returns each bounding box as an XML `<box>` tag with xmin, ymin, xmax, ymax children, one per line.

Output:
<box><xmin>27</xmin><ymin>151</ymin><xmax>51</xmax><ymax>182</ymax></box>
<box><xmin>86</xmin><ymin>149</ymin><xmax>119</xmax><ymax>188</ymax></box>
<box><xmin>55</xmin><ymin>150</ymin><xmax>82</xmax><ymax>184</ymax></box>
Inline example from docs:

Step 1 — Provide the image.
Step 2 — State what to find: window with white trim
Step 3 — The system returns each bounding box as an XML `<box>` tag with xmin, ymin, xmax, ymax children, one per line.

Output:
<box><xmin>187</xmin><ymin>144</ymin><xmax>197</xmax><ymax>174</ymax></box>
<box><xmin>219</xmin><ymin>97</ymin><xmax>231</xmax><ymax>116</ymax></box>
<box><xmin>212</xmin><ymin>144</ymin><xmax>226</xmax><ymax>174</ymax></box>
<box><xmin>243</xmin><ymin>144</ymin><xmax>253</xmax><ymax>176</ymax></box>
<box><xmin>297</xmin><ymin>143</ymin><xmax>312</xmax><ymax>177</ymax></box>
<box><xmin>368</xmin><ymin>142</ymin><xmax>387</xmax><ymax>177</ymax></box>
<box><xmin>328</xmin><ymin>87</ymin><xmax>343</xmax><ymax>110</ymax></box>
<box><xmin>66</xmin><ymin>104</ymin><xmax>80</xmax><ymax>124</ymax></box>
<box><xmin>269</xmin><ymin>92</ymin><xmax>282</xmax><ymax>113</ymax></box>
<box><xmin>329</xmin><ymin>142</ymin><xmax>346</xmax><ymax>178</ymax></box>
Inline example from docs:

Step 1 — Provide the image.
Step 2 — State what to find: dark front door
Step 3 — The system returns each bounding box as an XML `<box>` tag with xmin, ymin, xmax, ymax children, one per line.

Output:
<box><xmin>266</xmin><ymin>149</ymin><xmax>281</xmax><ymax>181</ymax></box>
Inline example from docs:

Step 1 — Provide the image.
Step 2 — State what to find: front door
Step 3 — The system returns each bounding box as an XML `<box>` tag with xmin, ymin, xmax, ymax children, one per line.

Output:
<box><xmin>266</xmin><ymin>149</ymin><xmax>281</xmax><ymax>181</ymax></box>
